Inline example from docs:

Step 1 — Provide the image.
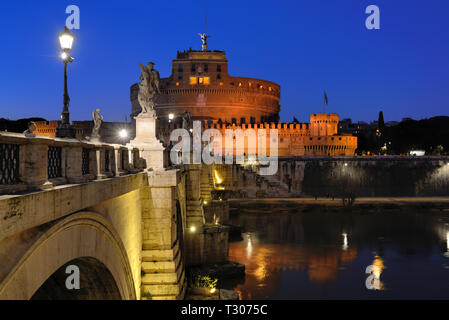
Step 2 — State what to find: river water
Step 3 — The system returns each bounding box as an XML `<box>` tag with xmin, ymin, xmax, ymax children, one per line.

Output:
<box><xmin>225</xmin><ymin>202</ymin><xmax>449</xmax><ymax>299</ymax></box>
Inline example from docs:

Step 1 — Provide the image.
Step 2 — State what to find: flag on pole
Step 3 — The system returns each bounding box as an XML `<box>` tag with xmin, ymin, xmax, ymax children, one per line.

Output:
<box><xmin>324</xmin><ymin>90</ymin><xmax>328</xmax><ymax>105</ymax></box>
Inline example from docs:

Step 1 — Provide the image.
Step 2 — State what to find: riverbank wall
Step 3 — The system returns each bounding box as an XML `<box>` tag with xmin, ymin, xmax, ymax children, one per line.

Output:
<box><xmin>217</xmin><ymin>157</ymin><xmax>449</xmax><ymax>198</ymax></box>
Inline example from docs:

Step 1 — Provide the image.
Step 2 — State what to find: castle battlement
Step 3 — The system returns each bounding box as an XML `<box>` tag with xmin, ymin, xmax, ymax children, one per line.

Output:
<box><xmin>157</xmin><ymin>117</ymin><xmax>357</xmax><ymax>157</ymax></box>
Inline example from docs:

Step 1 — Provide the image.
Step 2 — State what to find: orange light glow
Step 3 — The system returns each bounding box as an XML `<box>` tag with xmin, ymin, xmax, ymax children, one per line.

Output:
<box><xmin>214</xmin><ymin>170</ymin><xmax>223</xmax><ymax>185</ymax></box>
<box><xmin>190</xmin><ymin>77</ymin><xmax>198</xmax><ymax>85</ymax></box>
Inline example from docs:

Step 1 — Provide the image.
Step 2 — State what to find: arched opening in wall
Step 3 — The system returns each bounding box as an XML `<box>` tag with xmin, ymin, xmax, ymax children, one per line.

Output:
<box><xmin>176</xmin><ymin>200</ymin><xmax>184</xmax><ymax>259</ymax></box>
<box><xmin>31</xmin><ymin>257</ymin><xmax>121</xmax><ymax>300</ymax></box>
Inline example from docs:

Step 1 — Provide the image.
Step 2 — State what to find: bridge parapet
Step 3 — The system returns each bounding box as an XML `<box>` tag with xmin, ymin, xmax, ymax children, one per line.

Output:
<box><xmin>0</xmin><ymin>132</ymin><xmax>146</xmax><ymax>196</ymax></box>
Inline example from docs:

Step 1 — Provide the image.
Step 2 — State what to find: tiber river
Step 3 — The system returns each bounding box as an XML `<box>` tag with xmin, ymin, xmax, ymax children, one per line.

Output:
<box><xmin>224</xmin><ymin>201</ymin><xmax>449</xmax><ymax>299</ymax></box>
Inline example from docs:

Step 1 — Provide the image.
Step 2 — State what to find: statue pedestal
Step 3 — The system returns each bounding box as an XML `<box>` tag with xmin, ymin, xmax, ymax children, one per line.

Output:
<box><xmin>129</xmin><ymin>113</ymin><xmax>167</xmax><ymax>171</ymax></box>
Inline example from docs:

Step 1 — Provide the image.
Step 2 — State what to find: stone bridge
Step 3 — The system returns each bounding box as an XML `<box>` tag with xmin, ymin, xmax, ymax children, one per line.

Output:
<box><xmin>0</xmin><ymin>132</ymin><xmax>229</xmax><ymax>300</ymax></box>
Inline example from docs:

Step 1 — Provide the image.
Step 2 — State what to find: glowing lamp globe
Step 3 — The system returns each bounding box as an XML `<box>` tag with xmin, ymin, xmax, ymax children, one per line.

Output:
<box><xmin>59</xmin><ymin>27</ymin><xmax>74</xmax><ymax>51</ymax></box>
<box><xmin>119</xmin><ymin>129</ymin><xmax>128</xmax><ymax>138</ymax></box>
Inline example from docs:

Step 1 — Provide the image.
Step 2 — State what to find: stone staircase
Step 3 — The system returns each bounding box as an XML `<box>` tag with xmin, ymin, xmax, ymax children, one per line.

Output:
<box><xmin>141</xmin><ymin>239</ymin><xmax>187</xmax><ymax>300</ymax></box>
<box><xmin>239</xmin><ymin>163</ymin><xmax>300</xmax><ymax>198</ymax></box>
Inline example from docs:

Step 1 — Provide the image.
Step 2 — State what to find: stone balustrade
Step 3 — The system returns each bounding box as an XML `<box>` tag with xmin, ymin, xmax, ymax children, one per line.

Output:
<box><xmin>0</xmin><ymin>131</ymin><xmax>145</xmax><ymax>195</ymax></box>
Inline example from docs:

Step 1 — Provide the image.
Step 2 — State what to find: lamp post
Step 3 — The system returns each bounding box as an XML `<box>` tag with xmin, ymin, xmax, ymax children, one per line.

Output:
<box><xmin>56</xmin><ymin>27</ymin><xmax>75</xmax><ymax>138</ymax></box>
<box><xmin>119</xmin><ymin>129</ymin><xmax>128</xmax><ymax>145</ymax></box>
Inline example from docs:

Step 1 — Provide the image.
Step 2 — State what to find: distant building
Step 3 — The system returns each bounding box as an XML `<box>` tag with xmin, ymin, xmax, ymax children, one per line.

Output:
<box><xmin>409</xmin><ymin>150</ymin><xmax>425</xmax><ymax>156</ymax></box>
<box><xmin>339</xmin><ymin>118</ymin><xmax>358</xmax><ymax>135</ymax></box>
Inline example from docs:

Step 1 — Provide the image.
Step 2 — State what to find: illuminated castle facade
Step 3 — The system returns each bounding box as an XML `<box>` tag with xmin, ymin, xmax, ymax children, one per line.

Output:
<box><xmin>131</xmin><ymin>50</ymin><xmax>281</xmax><ymax>124</ymax></box>
<box><xmin>132</xmin><ymin>48</ymin><xmax>357</xmax><ymax>157</ymax></box>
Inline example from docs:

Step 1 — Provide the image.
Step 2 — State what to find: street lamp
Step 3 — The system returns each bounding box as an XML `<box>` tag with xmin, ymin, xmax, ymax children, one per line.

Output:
<box><xmin>169</xmin><ymin>113</ymin><xmax>174</xmax><ymax>123</ymax></box>
<box><xmin>118</xmin><ymin>129</ymin><xmax>128</xmax><ymax>145</ymax></box>
<box><xmin>56</xmin><ymin>27</ymin><xmax>76</xmax><ymax>138</ymax></box>
<box><xmin>119</xmin><ymin>129</ymin><xmax>128</xmax><ymax>139</ymax></box>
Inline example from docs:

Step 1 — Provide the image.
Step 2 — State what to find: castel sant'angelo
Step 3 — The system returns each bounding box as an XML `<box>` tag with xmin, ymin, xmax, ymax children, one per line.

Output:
<box><xmin>34</xmin><ymin>34</ymin><xmax>357</xmax><ymax>156</ymax></box>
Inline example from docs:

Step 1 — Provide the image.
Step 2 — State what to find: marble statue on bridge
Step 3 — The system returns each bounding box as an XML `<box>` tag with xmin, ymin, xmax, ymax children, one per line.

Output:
<box><xmin>137</xmin><ymin>62</ymin><xmax>161</xmax><ymax>117</ymax></box>
<box><xmin>129</xmin><ymin>61</ymin><xmax>167</xmax><ymax>170</ymax></box>
<box><xmin>90</xmin><ymin>108</ymin><xmax>103</xmax><ymax>142</ymax></box>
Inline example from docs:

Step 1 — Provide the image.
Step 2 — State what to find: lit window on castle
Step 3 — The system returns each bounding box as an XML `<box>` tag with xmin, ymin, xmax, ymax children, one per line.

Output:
<box><xmin>249</xmin><ymin>82</ymin><xmax>252</xmax><ymax>87</ymax></box>
<box><xmin>198</xmin><ymin>77</ymin><xmax>210</xmax><ymax>85</ymax></box>
<box><xmin>219</xmin><ymin>82</ymin><xmax>223</xmax><ymax>86</ymax></box>
<box><xmin>239</xmin><ymin>82</ymin><xmax>242</xmax><ymax>87</ymax></box>
<box><xmin>190</xmin><ymin>77</ymin><xmax>198</xmax><ymax>85</ymax></box>
<box><xmin>176</xmin><ymin>82</ymin><xmax>180</xmax><ymax>86</ymax></box>
<box><xmin>269</xmin><ymin>87</ymin><xmax>272</xmax><ymax>91</ymax></box>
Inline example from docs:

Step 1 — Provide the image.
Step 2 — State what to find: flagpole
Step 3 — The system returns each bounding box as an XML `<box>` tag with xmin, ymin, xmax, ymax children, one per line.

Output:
<box><xmin>323</xmin><ymin>90</ymin><xmax>326</xmax><ymax>114</ymax></box>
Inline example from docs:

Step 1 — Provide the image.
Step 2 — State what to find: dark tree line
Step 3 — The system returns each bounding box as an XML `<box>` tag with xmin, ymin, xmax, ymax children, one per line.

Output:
<box><xmin>357</xmin><ymin>116</ymin><xmax>449</xmax><ymax>155</ymax></box>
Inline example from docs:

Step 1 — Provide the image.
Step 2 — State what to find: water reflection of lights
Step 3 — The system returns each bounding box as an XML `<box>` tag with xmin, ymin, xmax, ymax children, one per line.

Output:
<box><xmin>254</xmin><ymin>249</ymin><xmax>269</xmax><ymax>282</ymax></box>
<box><xmin>342</xmin><ymin>233</ymin><xmax>349</xmax><ymax>251</ymax></box>
<box><xmin>368</xmin><ymin>256</ymin><xmax>385</xmax><ymax>290</ymax></box>
<box><xmin>246</xmin><ymin>233</ymin><xmax>253</xmax><ymax>259</ymax></box>
<box><xmin>229</xmin><ymin>238</ymin><xmax>359</xmax><ymax>299</ymax></box>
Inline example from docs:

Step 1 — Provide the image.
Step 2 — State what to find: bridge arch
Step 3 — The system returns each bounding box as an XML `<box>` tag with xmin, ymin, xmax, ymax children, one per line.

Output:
<box><xmin>0</xmin><ymin>212</ymin><xmax>136</xmax><ymax>300</ymax></box>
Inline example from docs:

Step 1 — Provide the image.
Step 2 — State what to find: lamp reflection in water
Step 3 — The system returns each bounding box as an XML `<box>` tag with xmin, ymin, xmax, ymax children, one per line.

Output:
<box><xmin>342</xmin><ymin>233</ymin><xmax>349</xmax><ymax>251</ymax></box>
<box><xmin>246</xmin><ymin>233</ymin><xmax>253</xmax><ymax>259</ymax></box>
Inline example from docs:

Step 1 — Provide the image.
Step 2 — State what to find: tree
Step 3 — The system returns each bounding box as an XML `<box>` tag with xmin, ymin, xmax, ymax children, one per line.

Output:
<box><xmin>377</xmin><ymin>111</ymin><xmax>385</xmax><ymax>153</ymax></box>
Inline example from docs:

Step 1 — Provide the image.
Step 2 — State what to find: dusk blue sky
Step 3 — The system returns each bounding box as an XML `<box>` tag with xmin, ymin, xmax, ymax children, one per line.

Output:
<box><xmin>0</xmin><ymin>0</ymin><xmax>448</xmax><ymax>123</ymax></box>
